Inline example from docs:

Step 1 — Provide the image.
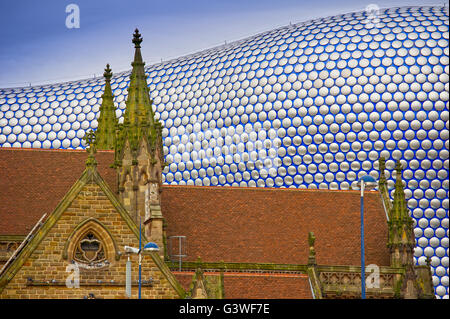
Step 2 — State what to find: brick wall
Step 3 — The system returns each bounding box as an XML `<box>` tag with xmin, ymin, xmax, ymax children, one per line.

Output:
<box><xmin>0</xmin><ymin>183</ymin><xmax>180</xmax><ymax>299</ymax></box>
<box><xmin>0</xmin><ymin>241</ymin><xmax>20</xmax><ymax>268</ymax></box>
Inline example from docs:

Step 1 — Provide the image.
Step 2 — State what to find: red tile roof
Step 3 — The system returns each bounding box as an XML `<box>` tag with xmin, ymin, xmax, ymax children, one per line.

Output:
<box><xmin>0</xmin><ymin>148</ymin><xmax>116</xmax><ymax>235</ymax></box>
<box><xmin>222</xmin><ymin>273</ymin><xmax>313</xmax><ymax>299</ymax></box>
<box><xmin>0</xmin><ymin>148</ymin><xmax>390</xmax><ymax>269</ymax></box>
<box><xmin>174</xmin><ymin>271</ymin><xmax>313</xmax><ymax>299</ymax></box>
<box><xmin>161</xmin><ymin>185</ymin><xmax>390</xmax><ymax>267</ymax></box>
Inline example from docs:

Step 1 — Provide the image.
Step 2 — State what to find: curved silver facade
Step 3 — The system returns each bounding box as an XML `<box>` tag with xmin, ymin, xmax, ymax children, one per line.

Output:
<box><xmin>0</xmin><ymin>6</ymin><xmax>449</xmax><ymax>298</ymax></box>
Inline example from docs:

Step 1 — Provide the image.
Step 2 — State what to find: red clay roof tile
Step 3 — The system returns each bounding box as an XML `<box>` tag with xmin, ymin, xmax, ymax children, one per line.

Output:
<box><xmin>173</xmin><ymin>271</ymin><xmax>313</xmax><ymax>299</ymax></box>
<box><xmin>0</xmin><ymin>148</ymin><xmax>390</xmax><ymax>268</ymax></box>
<box><xmin>0</xmin><ymin>148</ymin><xmax>116</xmax><ymax>235</ymax></box>
<box><xmin>161</xmin><ymin>185</ymin><xmax>390</xmax><ymax>266</ymax></box>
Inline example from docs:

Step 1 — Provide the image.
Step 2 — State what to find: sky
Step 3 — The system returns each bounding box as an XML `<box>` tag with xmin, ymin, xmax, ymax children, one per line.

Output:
<box><xmin>0</xmin><ymin>0</ymin><xmax>445</xmax><ymax>88</ymax></box>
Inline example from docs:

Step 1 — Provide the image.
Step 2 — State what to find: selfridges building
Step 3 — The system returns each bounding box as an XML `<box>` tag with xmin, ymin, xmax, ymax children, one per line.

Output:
<box><xmin>0</xmin><ymin>6</ymin><xmax>448</xmax><ymax>298</ymax></box>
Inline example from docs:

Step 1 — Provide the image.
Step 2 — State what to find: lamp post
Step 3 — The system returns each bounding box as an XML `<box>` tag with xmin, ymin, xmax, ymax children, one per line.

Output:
<box><xmin>124</xmin><ymin>224</ymin><xmax>160</xmax><ymax>299</ymax></box>
<box><xmin>356</xmin><ymin>175</ymin><xmax>377</xmax><ymax>299</ymax></box>
<box><xmin>139</xmin><ymin>217</ymin><xmax>142</xmax><ymax>299</ymax></box>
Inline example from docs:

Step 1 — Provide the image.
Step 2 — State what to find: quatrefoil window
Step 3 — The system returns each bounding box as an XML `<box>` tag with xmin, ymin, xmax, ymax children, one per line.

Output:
<box><xmin>74</xmin><ymin>232</ymin><xmax>106</xmax><ymax>264</ymax></box>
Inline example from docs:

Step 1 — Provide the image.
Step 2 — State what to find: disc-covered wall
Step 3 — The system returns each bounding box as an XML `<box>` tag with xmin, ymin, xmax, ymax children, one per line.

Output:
<box><xmin>0</xmin><ymin>6</ymin><xmax>448</xmax><ymax>298</ymax></box>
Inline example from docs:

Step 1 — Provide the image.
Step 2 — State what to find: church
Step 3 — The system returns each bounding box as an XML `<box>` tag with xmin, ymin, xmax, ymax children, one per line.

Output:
<box><xmin>0</xmin><ymin>29</ymin><xmax>435</xmax><ymax>299</ymax></box>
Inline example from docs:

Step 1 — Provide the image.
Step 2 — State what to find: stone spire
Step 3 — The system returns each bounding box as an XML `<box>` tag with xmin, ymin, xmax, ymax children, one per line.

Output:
<box><xmin>115</xmin><ymin>28</ymin><xmax>162</xmax><ymax>162</ymax></box>
<box><xmin>96</xmin><ymin>64</ymin><xmax>118</xmax><ymax>150</ymax></box>
<box><xmin>378</xmin><ymin>157</ymin><xmax>392</xmax><ymax>216</ymax></box>
<box><xmin>391</xmin><ymin>161</ymin><xmax>409</xmax><ymax>221</ymax></box>
<box><xmin>387</xmin><ymin>160</ymin><xmax>415</xmax><ymax>269</ymax></box>
<box><xmin>387</xmin><ymin>160</ymin><xmax>419</xmax><ymax>298</ymax></box>
<box><xmin>114</xmin><ymin>29</ymin><xmax>166</xmax><ymax>258</ymax></box>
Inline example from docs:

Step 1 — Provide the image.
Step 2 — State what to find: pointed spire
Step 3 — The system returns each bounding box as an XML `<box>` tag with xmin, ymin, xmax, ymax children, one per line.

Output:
<box><xmin>391</xmin><ymin>160</ymin><xmax>408</xmax><ymax>220</ymax></box>
<box><xmin>115</xmin><ymin>29</ymin><xmax>162</xmax><ymax>161</ymax></box>
<box><xmin>378</xmin><ymin>156</ymin><xmax>392</xmax><ymax>216</ymax></box>
<box><xmin>122</xmin><ymin>29</ymin><xmax>152</xmax><ymax>146</ymax></box>
<box><xmin>129</xmin><ymin>28</ymin><xmax>153</xmax><ymax>124</ymax></box>
<box><xmin>387</xmin><ymin>160</ymin><xmax>416</xmax><ymax>270</ymax></box>
<box><xmin>96</xmin><ymin>64</ymin><xmax>118</xmax><ymax>150</ymax></box>
<box><xmin>114</xmin><ymin>30</ymin><xmax>166</xmax><ymax>231</ymax></box>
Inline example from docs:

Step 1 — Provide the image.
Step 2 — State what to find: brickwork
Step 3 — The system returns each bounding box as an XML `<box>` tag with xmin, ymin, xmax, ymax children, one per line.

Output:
<box><xmin>0</xmin><ymin>183</ymin><xmax>180</xmax><ymax>299</ymax></box>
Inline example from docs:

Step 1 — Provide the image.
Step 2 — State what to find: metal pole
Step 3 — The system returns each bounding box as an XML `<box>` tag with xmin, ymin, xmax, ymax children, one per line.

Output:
<box><xmin>138</xmin><ymin>217</ymin><xmax>142</xmax><ymax>299</ymax></box>
<box><xmin>360</xmin><ymin>181</ymin><xmax>366</xmax><ymax>299</ymax></box>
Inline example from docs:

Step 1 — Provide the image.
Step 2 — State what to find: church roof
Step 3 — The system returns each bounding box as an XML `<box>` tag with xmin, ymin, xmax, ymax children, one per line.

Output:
<box><xmin>162</xmin><ymin>184</ymin><xmax>390</xmax><ymax>267</ymax></box>
<box><xmin>0</xmin><ymin>148</ymin><xmax>116</xmax><ymax>235</ymax></box>
<box><xmin>0</xmin><ymin>148</ymin><xmax>185</xmax><ymax>297</ymax></box>
<box><xmin>0</xmin><ymin>147</ymin><xmax>391</xmax><ymax>298</ymax></box>
<box><xmin>174</xmin><ymin>271</ymin><xmax>313</xmax><ymax>299</ymax></box>
<box><xmin>0</xmin><ymin>147</ymin><xmax>389</xmax><ymax>267</ymax></box>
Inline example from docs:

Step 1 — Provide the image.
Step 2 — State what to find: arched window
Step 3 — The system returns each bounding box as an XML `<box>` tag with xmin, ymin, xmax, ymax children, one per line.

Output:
<box><xmin>73</xmin><ymin>231</ymin><xmax>106</xmax><ymax>264</ymax></box>
<box><xmin>63</xmin><ymin>218</ymin><xmax>119</xmax><ymax>268</ymax></box>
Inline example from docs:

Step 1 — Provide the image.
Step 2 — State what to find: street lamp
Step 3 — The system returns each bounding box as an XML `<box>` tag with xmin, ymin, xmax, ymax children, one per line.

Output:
<box><xmin>124</xmin><ymin>219</ymin><xmax>160</xmax><ymax>299</ymax></box>
<box><xmin>357</xmin><ymin>174</ymin><xmax>377</xmax><ymax>299</ymax></box>
<box><xmin>124</xmin><ymin>242</ymin><xmax>160</xmax><ymax>299</ymax></box>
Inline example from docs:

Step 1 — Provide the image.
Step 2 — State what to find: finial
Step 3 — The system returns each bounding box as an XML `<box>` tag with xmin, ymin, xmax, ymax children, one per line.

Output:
<box><xmin>391</xmin><ymin>159</ymin><xmax>407</xmax><ymax>220</ymax></box>
<box><xmin>103</xmin><ymin>63</ymin><xmax>112</xmax><ymax>80</ymax></box>
<box><xmin>308</xmin><ymin>232</ymin><xmax>316</xmax><ymax>253</ymax></box>
<box><xmin>83</xmin><ymin>130</ymin><xmax>97</xmax><ymax>167</ymax></box>
<box><xmin>394</xmin><ymin>160</ymin><xmax>405</xmax><ymax>192</ymax></box>
<box><xmin>132</xmin><ymin>28</ymin><xmax>143</xmax><ymax>48</ymax></box>
<box><xmin>83</xmin><ymin>130</ymin><xmax>96</xmax><ymax>151</ymax></box>
<box><xmin>308</xmin><ymin>231</ymin><xmax>316</xmax><ymax>265</ymax></box>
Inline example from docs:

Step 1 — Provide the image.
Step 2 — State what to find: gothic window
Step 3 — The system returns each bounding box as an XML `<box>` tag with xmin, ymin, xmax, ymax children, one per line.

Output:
<box><xmin>64</xmin><ymin>218</ymin><xmax>119</xmax><ymax>268</ymax></box>
<box><xmin>73</xmin><ymin>231</ymin><xmax>106</xmax><ymax>264</ymax></box>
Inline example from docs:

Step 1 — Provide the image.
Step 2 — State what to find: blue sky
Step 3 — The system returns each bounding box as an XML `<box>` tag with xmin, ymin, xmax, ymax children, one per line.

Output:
<box><xmin>0</xmin><ymin>0</ymin><xmax>444</xmax><ymax>88</ymax></box>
